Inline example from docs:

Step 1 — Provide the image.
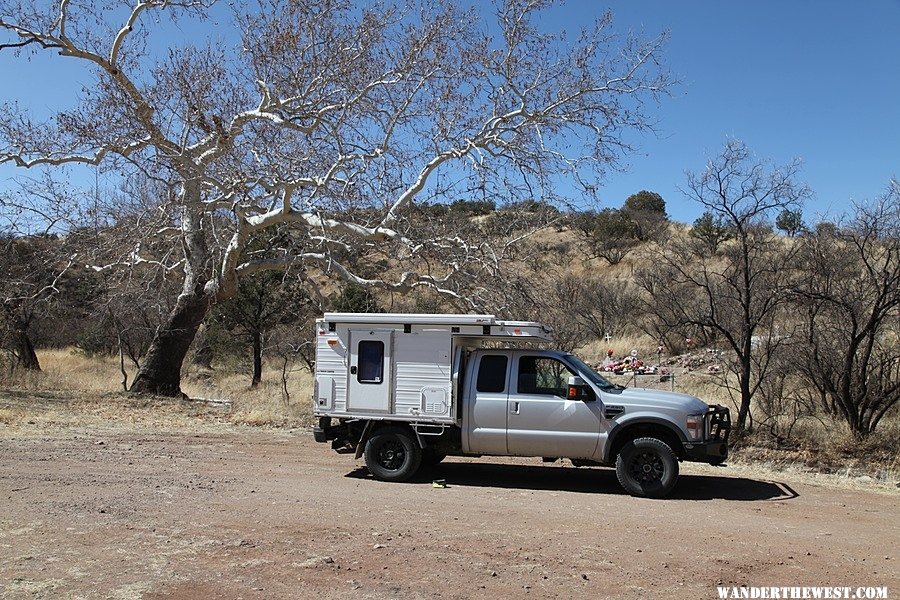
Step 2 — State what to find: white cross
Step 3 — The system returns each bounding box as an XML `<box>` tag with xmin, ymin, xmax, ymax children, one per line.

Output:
<box><xmin>604</xmin><ymin>333</ymin><xmax>612</xmax><ymax>343</ymax></box>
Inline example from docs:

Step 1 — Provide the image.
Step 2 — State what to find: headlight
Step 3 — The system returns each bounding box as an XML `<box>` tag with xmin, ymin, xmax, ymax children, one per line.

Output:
<box><xmin>686</xmin><ymin>414</ymin><xmax>704</xmax><ymax>441</ymax></box>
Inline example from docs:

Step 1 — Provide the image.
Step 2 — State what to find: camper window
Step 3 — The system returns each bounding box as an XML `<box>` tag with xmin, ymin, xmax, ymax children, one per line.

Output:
<box><xmin>357</xmin><ymin>341</ymin><xmax>384</xmax><ymax>383</ymax></box>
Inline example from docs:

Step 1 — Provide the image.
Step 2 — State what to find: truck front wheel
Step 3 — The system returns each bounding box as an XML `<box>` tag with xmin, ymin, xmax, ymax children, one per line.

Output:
<box><xmin>364</xmin><ymin>426</ymin><xmax>422</xmax><ymax>482</ymax></box>
<box><xmin>615</xmin><ymin>437</ymin><xmax>679</xmax><ymax>498</ymax></box>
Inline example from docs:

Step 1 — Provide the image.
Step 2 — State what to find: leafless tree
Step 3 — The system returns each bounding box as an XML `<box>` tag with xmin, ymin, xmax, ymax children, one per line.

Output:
<box><xmin>548</xmin><ymin>273</ymin><xmax>639</xmax><ymax>345</ymax></box>
<box><xmin>637</xmin><ymin>140</ymin><xmax>811</xmax><ymax>432</ymax></box>
<box><xmin>0</xmin><ymin>234</ymin><xmax>52</xmax><ymax>369</ymax></box>
<box><xmin>0</xmin><ymin>0</ymin><xmax>670</xmax><ymax>396</ymax></box>
<box><xmin>0</xmin><ymin>179</ymin><xmax>85</xmax><ymax>370</ymax></box>
<box><xmin>790</xmin><ymin>184</ymin><xmax>900</xmax><ymax>438</ymax></box>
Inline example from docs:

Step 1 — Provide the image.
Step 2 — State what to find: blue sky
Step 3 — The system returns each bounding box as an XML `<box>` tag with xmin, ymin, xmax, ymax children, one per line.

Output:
<box><xmin>0</xmin><ymin>1</ymin><xmax>897</xmax><ymax>224</ymax></box>
<box><xmin>574</xmin><ymin>0</ymin><xmax>900</xmax><ymax>222</ymax></box>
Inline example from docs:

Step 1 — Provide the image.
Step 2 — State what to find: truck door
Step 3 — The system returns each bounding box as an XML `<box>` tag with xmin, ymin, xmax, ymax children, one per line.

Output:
<box><xmin>507</xmin><ymin>354</ymin><xmax>602</xmax><ymax>459</ymax></box>
<box><xmin>346</xmin><ymin>330</ymin><xmax>393</xmax><ymax>413</ymax></box>
<box><xmin>465</xmin><ymin>353</ymin><xmax>510</xmax><ymax>455</ymax></box>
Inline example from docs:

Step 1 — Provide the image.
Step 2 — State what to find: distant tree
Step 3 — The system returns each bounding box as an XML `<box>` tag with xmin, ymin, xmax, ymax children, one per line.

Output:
<box><xmin>690</xmin><ymin>211</ymin><xmax>733</xmax><ymax>253</ymax></box>
<box><xmin>449</xmin><ymin>199</ymin><xmax>496</xmax><ymax>216</ymax></box>
<box><xmin>622</xmin><ymin>190</ymin><xmax>668</xmax><ymax>242</ymax></box>
<box><xmin>775</xmin><ymin>208</ymin><xmax>804</xmax><ymax>237</ymax></box>
<box><xmin>814</xmin><ymin>221</ymin><xmax>839</xmax><ymax>237</ymax></box>
<box><xmin>214</xmin><ymin>272</ymin><xmax>314</xmax><ymax>388</ymax></box>
<box><xmin>624</xmin><ymin>190</ymin><xmax>666</xmax><ymax>214</ymax></box>
<box><xmin>577</xmin><ymin>208</ymin><xmax>638</xmax><ymax>265</ymax></box>
<box><xmin>566</xmin><ymin>274</ymin><xmax>639</xmax><ymax>339</ymax></box>
<box><xmin>329</xmin><ymin>283</ymin><xmax>380</xmax><ymax>314</ymax></box>
<box><xmin>791</xmin><ymin>186</ymin><xmax>900</xmax><ymax>438</ymax></box>
<box><xmin>0</xmin><ymin>235</ymin><xmax>54</xmax><ymax>370</ymax></box>
<box><xmin>638</xmin><ymin>140</ymin><xmax>811</xmax><ymax>432</ymax></box>
<box><xmin>0</xmin><ymin>230</ymin><xmax>89</xmax><ymax>371</ymax></box>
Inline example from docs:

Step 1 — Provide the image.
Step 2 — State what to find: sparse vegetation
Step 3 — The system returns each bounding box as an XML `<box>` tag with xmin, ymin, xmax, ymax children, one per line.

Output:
<box><xmin>0</xmin><ymin>0</ymin><xmax>894</xmax><ymax>479</ymax></box>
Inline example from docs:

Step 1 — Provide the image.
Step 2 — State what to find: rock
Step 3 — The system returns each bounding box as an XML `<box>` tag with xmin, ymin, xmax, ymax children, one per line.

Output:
<box><xmin>373</xmin><ymin>544</ymin><xmax>385</xmax><ymax>550</ymax></box>
<box><xmin>297</xmin><ymin>556</ymin><xmax>334</xmax><ymax>568</ymax></box>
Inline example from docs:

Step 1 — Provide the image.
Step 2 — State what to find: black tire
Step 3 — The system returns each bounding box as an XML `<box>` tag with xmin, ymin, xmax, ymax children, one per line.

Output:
<box><xmin>421</xmin><ymin>448</ymin><xmax>446</xmax><ymax>468</ymax></box>
<box><xmin>615</xmin><ymin>437</ymin><xmax>679</xmax><ymax>498</ymax></box>
<box><xmin>364</xmin><ymin>426</ymin><xmax>422</xmax><ymax>482</ymax></box>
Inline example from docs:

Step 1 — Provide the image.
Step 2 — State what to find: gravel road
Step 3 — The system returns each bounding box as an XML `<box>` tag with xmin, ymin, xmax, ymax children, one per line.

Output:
<box><xmin>1</xmin><ymin>428</ymin><xmax>896</xmax><ymax>599</ymax></box>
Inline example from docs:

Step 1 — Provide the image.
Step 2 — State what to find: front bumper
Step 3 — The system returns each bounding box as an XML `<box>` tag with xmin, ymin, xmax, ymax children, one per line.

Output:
<box><xmin>684</xmin><ymin>404</ymin><xmax>730</xmax><ymax>463</ymax></box>
<box><xmin>683</xmin><ymin>440</ymin><xmax>729</xmax><ymax>462</ymax></box>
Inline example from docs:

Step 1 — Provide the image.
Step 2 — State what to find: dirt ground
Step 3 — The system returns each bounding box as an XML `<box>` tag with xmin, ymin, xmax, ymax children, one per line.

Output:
<box><xmin>1</xmin><ymin>421</ymin><xmax>898</xmax><ymax>600</ymax></box>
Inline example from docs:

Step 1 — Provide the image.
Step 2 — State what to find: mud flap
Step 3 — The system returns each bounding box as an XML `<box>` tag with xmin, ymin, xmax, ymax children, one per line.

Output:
<box><xmin>354</xmin><ymin>421</ymin><xmax>374</xmax><ymax>459</ymax></box>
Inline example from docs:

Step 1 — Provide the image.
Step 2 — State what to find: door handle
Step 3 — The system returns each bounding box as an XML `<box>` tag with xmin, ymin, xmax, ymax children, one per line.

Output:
<box><xmin>510</xmin><ymin>401</ymin><xmax>520</xmax><ymax>415</ymax></box>
<box><xmin>350</xmin><ymin>365</ymin><xmax>357</xmax><ymax>375</ymax></box>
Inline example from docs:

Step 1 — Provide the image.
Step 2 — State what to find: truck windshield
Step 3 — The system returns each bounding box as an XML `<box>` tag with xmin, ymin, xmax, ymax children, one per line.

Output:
<box><xmin>565</xmin><ymin>354</ymin><xmax>620</xmax><ymax>391</ymax></box>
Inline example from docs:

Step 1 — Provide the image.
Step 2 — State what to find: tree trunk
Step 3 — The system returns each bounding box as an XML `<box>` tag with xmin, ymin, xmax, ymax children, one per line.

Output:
<box><xmin>191</xmin><ymin>323</ymin><xmax>214</xmax><ymax>370</ymax></box>
<box><xmin>130</xmin><ymin>291</ymin><xmax>211</xmax><ymax>396</ymax></box>
<box><xmin>15</xmin><ymin>327</ymin><xmax>40</xmax><ymax>371</ymax></box>
<box><xmin>736</xmin><ymin>362</ymin><xmax>753</xmax><ymax>432</ymax></box>
<box><xmin>131</xmin><ymin>200</ymin><xmax>218</xmax><ymax>397</ymax></box>
<box><xmin>250</xmin><ymin>330</ymin><xmax>262</xmax><ymax>388</ymax></box>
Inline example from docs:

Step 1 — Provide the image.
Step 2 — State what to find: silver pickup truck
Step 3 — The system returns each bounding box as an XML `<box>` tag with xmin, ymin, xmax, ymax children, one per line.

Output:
<box><xmin>312</xmin><ymin>313</ymin><xmax>730</xmax><ymax>498</ymax></box>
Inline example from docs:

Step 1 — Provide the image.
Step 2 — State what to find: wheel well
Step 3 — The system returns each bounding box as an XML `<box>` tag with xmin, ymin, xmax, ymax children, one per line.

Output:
<box><xmin>609</xmin><ymin>423</ymin><xmax>684</xmax><ymax>461</ymax></box>
<box><xmin>362</xmin><ymin>421</ymin><xmax>419</xmax><ymax>444</ymax></box>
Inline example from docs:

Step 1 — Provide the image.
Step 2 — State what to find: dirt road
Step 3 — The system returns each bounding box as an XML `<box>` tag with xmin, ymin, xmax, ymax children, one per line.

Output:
<box><xmin>1</xmin><ymin>427</ymin><xmax>897</xmax><ymax>599</ymax></box>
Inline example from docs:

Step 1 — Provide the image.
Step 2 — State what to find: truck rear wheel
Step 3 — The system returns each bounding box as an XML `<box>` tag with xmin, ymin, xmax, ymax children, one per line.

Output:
<box><xmin>364</xmin><ymin>426</ymin><xmax>422</xmax><ymax>482</ymax></box>
<box><xmin>615</xmin><ymin>437</ymin><xmax>679</xmax><ymax>498</ymax></box>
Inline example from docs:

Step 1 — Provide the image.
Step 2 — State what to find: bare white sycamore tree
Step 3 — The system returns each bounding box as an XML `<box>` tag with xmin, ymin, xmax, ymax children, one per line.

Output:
<box><xmin>0</xmin><ymin>0</ymin><xmax>669</xmax><ymax>395</ymax></box>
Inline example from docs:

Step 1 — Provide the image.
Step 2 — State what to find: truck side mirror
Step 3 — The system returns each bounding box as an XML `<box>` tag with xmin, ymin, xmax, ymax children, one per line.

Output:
<box><xmin>567</xmin><ymin>376</ymin><xmax>595</xmax><ymax>402</ymax></box>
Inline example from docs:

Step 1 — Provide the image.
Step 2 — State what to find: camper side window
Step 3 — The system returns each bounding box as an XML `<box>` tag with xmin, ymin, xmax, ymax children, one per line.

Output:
<box><xmin>476</xmin><ymin>355</ymin><xmax>508</xmax><ymax>393</ymax></box>
<box><xmin>357</xmin><ymin>341</ymin><xmax>384</xmax><ymax>384</ymax></box>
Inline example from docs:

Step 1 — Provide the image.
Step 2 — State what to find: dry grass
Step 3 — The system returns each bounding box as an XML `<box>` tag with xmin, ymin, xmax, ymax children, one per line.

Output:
<box><xmin>0</xmin><ymin>406</ymin><xmax>25</xmax><ymax>424</ymax></box>
<box><xmin>0</xmin><ymin>348</ymin><xmax>315</xmax><ymax>429</ymax></box>
<box><xmin>1</xmin><ymin>349</ymin><xmax>130</xmax><ymax>393</ymax></box>
<box><xmin>575</xmin><ymin>333</ymin><xmax>658</xmax><ymax>364</ymax></box>
<box><xmin>183</xmin><ymin>366</ymin><xmax>314</xmax><ymax>428</ymax></box>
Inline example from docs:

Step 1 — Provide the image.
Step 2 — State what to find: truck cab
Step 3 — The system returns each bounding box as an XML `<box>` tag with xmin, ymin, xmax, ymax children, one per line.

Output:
<box><xmin>313</xmin><ymin>313</ymin><xmax>730</xmax><ymax>498</ymax></box>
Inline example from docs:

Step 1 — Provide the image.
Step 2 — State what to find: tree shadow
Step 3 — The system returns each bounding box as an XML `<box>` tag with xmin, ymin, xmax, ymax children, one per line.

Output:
<box><xmin>344</xmin><ymin>462</ymin><xmax>799</xmax><ymax>501</ymax></box>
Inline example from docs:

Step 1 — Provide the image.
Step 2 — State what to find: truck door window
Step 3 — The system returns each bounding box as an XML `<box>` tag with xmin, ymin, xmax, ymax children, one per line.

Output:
<box><xmin>476</xmin><ymin>355</ymin><xmax>508</xmax><ymax>393</ymax></box>
<box><xmin>517</xmin><ymin>356</ymin><xmax>575</xmax><ymax>397</ymax></box>
<box><xmin>357</xmin><ymin>340</ymin><xmax>384</xmax><ymax>384</ymax></box>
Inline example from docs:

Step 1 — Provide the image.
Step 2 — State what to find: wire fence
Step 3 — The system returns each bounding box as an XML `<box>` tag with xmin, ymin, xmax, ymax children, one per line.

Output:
<box><xmin>604</xmin><ymin>371</ymin><xmax>678</xmax><ymax>392</ymax></box>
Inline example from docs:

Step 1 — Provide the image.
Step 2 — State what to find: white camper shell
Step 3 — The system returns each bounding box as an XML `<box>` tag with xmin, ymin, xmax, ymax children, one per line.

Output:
<box><xmin>313</xmin><ymin>312</ymin><xmax>552</xmax><ymax>425</ymax></box>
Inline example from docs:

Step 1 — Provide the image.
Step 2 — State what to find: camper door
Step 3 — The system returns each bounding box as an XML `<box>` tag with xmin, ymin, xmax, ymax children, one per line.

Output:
<box><xmin>347</xmin><ymin>330</ymin><xmax>393</xmax><ymax>412</ymax></box>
